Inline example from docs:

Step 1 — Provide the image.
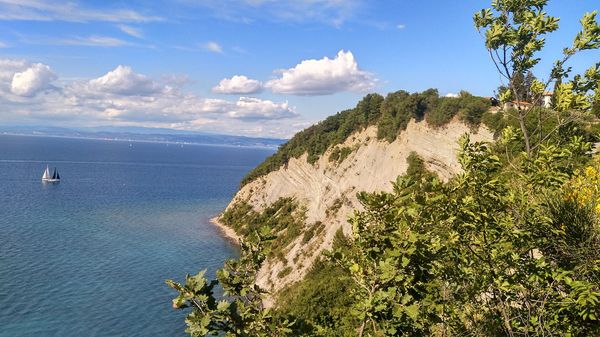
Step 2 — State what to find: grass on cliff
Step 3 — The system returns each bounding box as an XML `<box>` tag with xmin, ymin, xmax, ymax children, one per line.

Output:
<box><xmin>220</xmin><ymin>197</ymin><xmax>306</xmax><ymax>263</ymax></box>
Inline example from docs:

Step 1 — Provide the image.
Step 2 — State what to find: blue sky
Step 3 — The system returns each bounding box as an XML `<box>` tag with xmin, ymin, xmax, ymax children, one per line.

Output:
<box><xmin>0</xmin><ymin>0</ymin><xmax>597</xmax><ymax>138</ymax></box>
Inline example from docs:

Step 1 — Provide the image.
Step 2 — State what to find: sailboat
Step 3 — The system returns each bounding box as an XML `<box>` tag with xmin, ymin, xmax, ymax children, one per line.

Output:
<box><xmin>42</xmin><ymin>165</ymin><xmax>60</xmax><ymax>183</ymax></box>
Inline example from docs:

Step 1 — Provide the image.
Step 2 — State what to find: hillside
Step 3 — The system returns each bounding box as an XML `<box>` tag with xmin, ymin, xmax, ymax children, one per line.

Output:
<box><xmin>168</xmin><ymin>2</ymin><xmax>600</xmax><ymax>334</ymax></box>
<box><xmin>215</xmin><ymin>89</ymin><xmax>494</xmax><ymax>295</ymax></box>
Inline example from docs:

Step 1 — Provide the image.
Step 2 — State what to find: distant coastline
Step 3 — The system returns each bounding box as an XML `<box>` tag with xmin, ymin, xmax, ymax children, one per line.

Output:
<box><xmin>0</xmin><ymin>131</ymin><xmax>284</xmax><ymax>150</ymax></box>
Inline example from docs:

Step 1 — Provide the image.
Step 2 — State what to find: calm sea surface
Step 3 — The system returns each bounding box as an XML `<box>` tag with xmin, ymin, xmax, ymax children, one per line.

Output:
<box><xmin>0</xmin><ymin>135</ymin><xmax>274</xmax><ymax>337</ymax></box>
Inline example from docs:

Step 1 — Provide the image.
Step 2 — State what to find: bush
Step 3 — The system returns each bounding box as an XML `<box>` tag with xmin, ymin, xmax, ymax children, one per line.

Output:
<box><xmin>220</xmin><ymin>198</ymin><xmax>306</xmax><ymax>260</ymax></box>
<box><xmin>543</xmin><ymin>158</ymin><xmax>600</xmax><ymax>282</ymax></box>
<box><xmin>275</xmin><ymin>230</ymin><xmax>358</xmax><ymax>336</ymax></box>
<box><xmin>329</xmin><ymin>146</ymin><xmax>353</xmax><ymax>163</ymax></box>
<box><xmin>405</xmin><ymin>151</ymin><xmax>426</xmax><ymax>177</ymax></box>
<box><xmin>426</xmin><ymin>96</ymin><xmax>460</xmax><ymax>127</ymax></box>
<box><xmin>458</xmin><ymin>91</ymin><xmax>491</xmax><ymax>126</ymax></box>
<box><xmin>481</xmin><ymin>109</ymin><xmax>505</xmax><ymax>135</ymax></box>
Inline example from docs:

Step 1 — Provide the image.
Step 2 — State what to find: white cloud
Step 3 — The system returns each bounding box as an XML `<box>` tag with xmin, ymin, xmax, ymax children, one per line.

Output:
<box><xmin>10</xmin><ymin>63</ymin><xmax>56</xmax><ymax>96</ymax></box>
<box><xmin>166</xmin><ymin>96</ymin><xmax>296</xmax><ymax>120</ymax></box>
<box><xmin>203</xmin><ymin>41</ymin><xmax>223</xmax><ymax>53</ymax></box>
<box><xmin>265</xmin><ymin>50</ymin><xmax>376</xmax><ymax>95</ymax></box>
<box><xmin>0</xmin><ymin>59</ymin><xmax>28</xmax><ymax>82</ymax></box>
<box><xmin>0</xmin><ymin>59</ymin><xmax>301</xmax><ymax>137</ymax></box>
<box><xmin>86</xmin><ymin>65</ymin><xmax>165</xmax><ymax>96</ymax></box>
<box><xmin>0</xmin><ymin>0</ymin><xmax>163</xmax><ymax>23</ymax></box>
<box><xmin>227</xmin><ymin>97</ymin><xmax>296</xmax><ymax>120</ymax></box>
<box><xmin>117</xmin><ymin>24</ymin><xmax>143</xmax><ymax>38</ymax></box>
<box><xmin>212</xmin><ymin>75</ymin><xmax>262</xmax><ymax>94</ymax></box>
<box><xmin>396</xmin><ymin>24</ymin><xmax>406</xmax><ymax>29</ymax></box>
<box><xmin>187</xmin><ymin>0</ymin><xmax>361</xmax><ymax>27</ymax></box>
<box><xmin>445</xmin><ymin>93</ymin><xmax>459</xmax><ymax>98</ymax></box>
<box><xmin>57</xmin><ymin>35</ymin><xmax>129</xmax><ymax>47</ymax></box>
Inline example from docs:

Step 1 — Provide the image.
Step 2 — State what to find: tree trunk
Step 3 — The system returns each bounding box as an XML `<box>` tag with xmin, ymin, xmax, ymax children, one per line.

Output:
<box><xmin>518</xmin><ymin>110</ymin><xmax>531</xmax><ymax>156</ymax></box>
<box><xmin>511</xmin><ymin>84</ymin><xmax>532</xmax><ymax>157</ymax></box>
<box><xmin>357</xmin><ymin>320</ymin><xmax>366</xmax><ymax>337</ymax></box>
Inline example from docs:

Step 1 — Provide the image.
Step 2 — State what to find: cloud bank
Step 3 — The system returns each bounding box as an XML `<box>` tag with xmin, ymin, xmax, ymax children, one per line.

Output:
<box><xmin>0</xmin><ymin>59</ymin><xmax>299</xmax><ymax>137</ymax></box>
<box><xmin>0</xmin><ymin>50</ymin><xmax>377</xmax><ymax>137</ymax></box>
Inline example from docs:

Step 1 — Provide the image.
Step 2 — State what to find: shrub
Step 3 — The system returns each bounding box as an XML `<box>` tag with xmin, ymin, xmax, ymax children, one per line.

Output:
<box><xmin>329</xmin><ymin>146</ymin><xmax>353</xmax><ymax>163</ymax></box>
<box><xmin>426</xmin><ymin>96</ymin><xmax>461</xmax><ymax>127</ymax></box>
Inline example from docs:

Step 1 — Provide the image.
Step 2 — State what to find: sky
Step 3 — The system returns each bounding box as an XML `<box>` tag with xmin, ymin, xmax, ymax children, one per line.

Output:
<box><xmin>0</xmin><ymin>0</ymin><xmax>597</xmax><ymax>138</ymax></box>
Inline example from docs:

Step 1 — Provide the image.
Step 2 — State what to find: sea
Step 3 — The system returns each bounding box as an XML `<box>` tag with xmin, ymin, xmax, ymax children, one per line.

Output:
<box><xmin>0</xmin><ymin>134</ymin><xmax>274</xmax><ymax>337</ymax></box>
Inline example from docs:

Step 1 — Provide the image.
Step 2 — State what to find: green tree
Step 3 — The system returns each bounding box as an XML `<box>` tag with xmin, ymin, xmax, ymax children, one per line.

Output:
<box><xmin>166</xmin><ymin>229</ymin><xmax>294</xmax><ymax>337</ymax></box>
<box><xmin>504</xmin><ymin>71</ymin><xmax>537</xmax><ymax>102</ymax></box>
<box><xmin>474</xmin><ymin>1</ymin><xmax>600</xmax><ymax>155</ymax></box>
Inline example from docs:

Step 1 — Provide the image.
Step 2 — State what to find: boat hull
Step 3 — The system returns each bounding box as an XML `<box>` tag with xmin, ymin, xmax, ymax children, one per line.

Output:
<box><xmin>42</xmin><ymin>179</ymin><xmax>60</xmax><ymax>183</ymax></box>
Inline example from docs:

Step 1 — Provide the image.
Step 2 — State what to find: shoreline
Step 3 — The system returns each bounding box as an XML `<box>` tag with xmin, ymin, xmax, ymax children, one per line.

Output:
<box><xmin>210</xmin><ymin>216</ymin><xmax>241</xmax><ymax>245</ymax></box>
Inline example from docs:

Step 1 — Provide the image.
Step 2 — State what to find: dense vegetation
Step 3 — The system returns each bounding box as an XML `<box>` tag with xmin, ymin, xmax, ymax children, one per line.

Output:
<box><xmin>274</xmin><ymin>135</ymin><xmax>599</xmax><ymax>336</ymax></box>
<box><xmin>241</xmin><ymin>90</ymin><xmax>490</xmax><ymax>186</ymax></box>
<box><xmin>167</xmin><ymin>1</ymin><xmax>600</xmax><ymax>336</ymax></box>
<box><xmin>220</xmin><ymin>198</ymin><xmax>305</xmax><ymax>264</ymax></box>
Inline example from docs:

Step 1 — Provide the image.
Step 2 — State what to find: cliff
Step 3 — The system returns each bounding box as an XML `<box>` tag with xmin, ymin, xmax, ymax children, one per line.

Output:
<box><xmin>218</xmin><ymin>118</ymin><xmax>494</xmax><ymax>296</ymax></box>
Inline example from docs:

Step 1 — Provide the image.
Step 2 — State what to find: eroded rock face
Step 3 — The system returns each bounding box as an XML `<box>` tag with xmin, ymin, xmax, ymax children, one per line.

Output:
<box><xmin>220</xmin><ymin>119</ymin><xmax>494</xmax><ymax>298</ymax></box>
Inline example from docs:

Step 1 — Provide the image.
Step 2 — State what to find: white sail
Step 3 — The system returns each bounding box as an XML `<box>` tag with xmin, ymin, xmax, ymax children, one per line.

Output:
<box><xmin>42</xmin><ymin>166</ymin><xmax>50</xmax><ymax>180</ymax></box>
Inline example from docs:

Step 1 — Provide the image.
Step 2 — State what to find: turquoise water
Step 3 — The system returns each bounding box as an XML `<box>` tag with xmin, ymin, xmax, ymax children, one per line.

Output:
<box><xmin>0</xmin><ymin>135</ymin><xmax>273</xmax><ymax>336</ymax></box>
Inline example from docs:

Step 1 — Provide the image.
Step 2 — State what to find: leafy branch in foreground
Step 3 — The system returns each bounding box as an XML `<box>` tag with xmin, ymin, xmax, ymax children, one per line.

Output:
<box><xmin>474</xmin><ymin>1</ymin><xmax>599</xmax><ymax>155</ymax></box>
<box><xmin>166</xmin><ymin>229</ymin><xmax>293</xmax><ymax>337</ymax></box>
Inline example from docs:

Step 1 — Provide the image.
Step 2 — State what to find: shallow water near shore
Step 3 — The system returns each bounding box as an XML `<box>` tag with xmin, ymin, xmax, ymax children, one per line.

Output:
<box><xmin>0</xmin><ymin>135</ymin><xmax>273</xmax><ymax>336</ymax></box>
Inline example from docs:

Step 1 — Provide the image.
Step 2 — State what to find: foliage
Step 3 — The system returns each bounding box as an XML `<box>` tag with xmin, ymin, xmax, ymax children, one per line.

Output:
<box><xmin>376</xmin><ymin>89</ymin><xmax>440</xmax><ymax>141</ymax></box>
<box><xmin>329</xmin><ymin>146</ymin><xmax>353</xmax><ymax>163</ymax></box>
<box><xmin>474</xmin><ymin>1</ymin><xmax>600</xmax><ymax>154</ymax></box>
<box><xmin>181</xmin><ymin>132</ymin><xmax>600</xmax><ymax>336</ymax></box>
<box><xmin>481</xmin><ymin>109</ymin><xmax>506</xmax><ymax>135</ymax></box>
<box><xmin>302</xmin><ymin>221</ymin><xmax>325</xmax><ymax>244</ymax></box>
<box><xmin>425</xmin><ymin>96</ymin><xmax>460</xmax><ymax>127</ymax></box>
<box><xmin>481</xmin><ymin>106</ymin><xmax>597</xmax><ymax>151</ymax></box>
<box><xmin>274</xmin><ymin>230</ymin><xmax>359</xmax><ymax>337</ymax></box>
<box><xmin>330</xmin><ymin>135</ymin><xmax>600</xmax><ymax>336</ymax></box>
<box><xmin>593</xmin><ymin>95</ymin><xmax>600</xmax><ymax>118</ymax></box>
<box><xmin>567</xmin><ymin>157</ymin><xmax>600</xmax><ymax>213</ymax></box>
<box><xmin>405</xmin><ymin>151</ymin><xmax>431</xmax><ymax>179</ymax></box>
<box><xmin>543</xmin><ymin>157</ymin><xmax>600</xmax><ymax>284</ymax></box>
<box><xmin>220</xmin><ymin>198</ymin><xmax>306</xmax><ymax>263</ymax></box>
<box><xmin>457</xmin><ymin>91</ymin><xmax>491</xmax><ymax>126</ymax></box>
<box><xmin>497</xmin><ymin>71</ymin><xmax>538</xmax><ymax>102</ymax></box>
<box><xmin>166</xmin><ymin>229</ymin><xmax>294</xmax><ymax>337</ymax></box>
<box><xmin>169</xmin><ymin>2</ymin><xmax>600</xmax><ymax>336</ymax></box>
